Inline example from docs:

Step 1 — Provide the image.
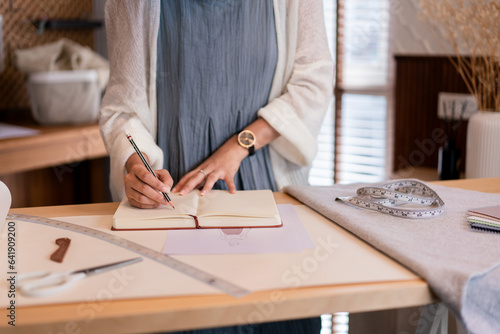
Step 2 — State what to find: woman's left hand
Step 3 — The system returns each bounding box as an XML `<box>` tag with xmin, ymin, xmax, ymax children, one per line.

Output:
<box><xmin>172</xmin><ymin>135</ymin><xmax>249</xmax><ymax>195</ymax></box>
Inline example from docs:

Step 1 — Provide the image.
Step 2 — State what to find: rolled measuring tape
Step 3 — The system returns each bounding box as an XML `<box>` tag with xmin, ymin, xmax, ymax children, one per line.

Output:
<box><xmin>335</xmin><ymin>179</ymin><xmax>445</xmax><ymax>219</ymax></box>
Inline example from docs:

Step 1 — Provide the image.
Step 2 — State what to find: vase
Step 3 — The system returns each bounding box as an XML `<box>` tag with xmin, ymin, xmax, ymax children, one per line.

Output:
<box><xmin>465</xmin><ymin>111</ymin><xmax>500</xmax><ymax>178</ymax></box>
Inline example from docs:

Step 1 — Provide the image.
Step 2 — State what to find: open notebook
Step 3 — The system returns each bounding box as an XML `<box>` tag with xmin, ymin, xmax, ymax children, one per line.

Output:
<box><xmin>112</xmin><ymin>189</ymin><xmax>282</xmax><ymax>230</ymax></box>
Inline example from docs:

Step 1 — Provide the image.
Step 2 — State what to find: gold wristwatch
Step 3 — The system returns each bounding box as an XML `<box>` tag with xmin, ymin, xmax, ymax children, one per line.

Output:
<box><xmin>237</xmin><ymin>130</ymin><xmax>256</xmax><ymax>156</ymax></box>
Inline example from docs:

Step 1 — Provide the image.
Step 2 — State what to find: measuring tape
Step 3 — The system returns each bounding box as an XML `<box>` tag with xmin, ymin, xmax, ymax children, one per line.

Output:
<box><xmin>335</xmin><ymin>180</ymin><xmax>445</xmax><ymax>219</ymax></box>
<box><xmin>6</xmin><ymin>213</ymin><xmax>249</xmax><ymax>298</ymax></box>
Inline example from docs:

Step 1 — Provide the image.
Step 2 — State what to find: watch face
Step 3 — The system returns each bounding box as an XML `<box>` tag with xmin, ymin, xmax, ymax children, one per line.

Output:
<box><xmin>238</xmin><ymin>130</ymin><xmax>255</xmax><ymax>148</ymax></box>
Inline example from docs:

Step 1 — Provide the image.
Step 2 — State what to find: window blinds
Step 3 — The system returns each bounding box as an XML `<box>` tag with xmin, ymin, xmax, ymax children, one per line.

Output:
<box><xmin>309</xmin><ymin>0</ymin><xmax>392</xmax><ymax>186</ymax></box>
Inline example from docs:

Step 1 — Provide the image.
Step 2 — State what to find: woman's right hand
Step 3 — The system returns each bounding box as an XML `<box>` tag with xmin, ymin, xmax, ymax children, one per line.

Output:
<box><xmin>124</xmin><ymin>153</ymin><xmax>174</xmax><ymax>209</ymax></box>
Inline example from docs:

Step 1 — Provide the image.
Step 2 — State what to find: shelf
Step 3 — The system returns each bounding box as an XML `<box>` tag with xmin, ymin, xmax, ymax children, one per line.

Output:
<box><xmin>0</xmin><ymin>123</ymin><xmax>107</xmax><ymax>175</ymax></box>
<box><xmin>32</xmin><ymin>19</ymin><xmax>103</xmax><ymax>34</ymax></box>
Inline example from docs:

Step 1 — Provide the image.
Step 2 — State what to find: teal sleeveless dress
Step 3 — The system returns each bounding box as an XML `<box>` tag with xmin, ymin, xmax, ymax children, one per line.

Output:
<box><xmin>156</xmin><ymin>0</ymin><xmax>277</xmax><ymax>192</ymax></box>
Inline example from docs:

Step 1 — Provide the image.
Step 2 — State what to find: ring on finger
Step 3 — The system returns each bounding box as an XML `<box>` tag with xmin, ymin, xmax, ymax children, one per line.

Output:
<box><xmin>198</xmin><ymin>169</ymin><xmax>208</xmax><ymax>181</ymax></box>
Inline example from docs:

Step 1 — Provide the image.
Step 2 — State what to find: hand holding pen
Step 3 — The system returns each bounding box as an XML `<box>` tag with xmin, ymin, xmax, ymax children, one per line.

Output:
<box><xmin>125</xmin><ymin>132</ymin><xmax>175</xmax><ymax>209</ymax></box>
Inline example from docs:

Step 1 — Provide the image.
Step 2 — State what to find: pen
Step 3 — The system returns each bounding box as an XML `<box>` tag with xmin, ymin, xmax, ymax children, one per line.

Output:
<box><xmin>125</xmin><ymin>132</ymin><xmax>175</xmax><ymax>209</ymax></box>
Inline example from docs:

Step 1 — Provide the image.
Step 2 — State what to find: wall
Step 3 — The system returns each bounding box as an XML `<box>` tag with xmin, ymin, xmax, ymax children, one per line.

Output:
<box><xmin>0</xmin><ymin>0</ymin><xmax>111</xmax><ymax>208</ymax></box>
<box><xmin>0</xmin><ymin>0</ymin><xmax>93</xmax><ymax>111</ymax></box>
<box><xmin>92</xmin><ymin>0</ymin><xmax>107</xmax><ymax>59</ymax></box>
<box><xmin>392</xmin><ymin>0</ymin><xmax>455</xmax><ymax>56</ymax></box>
<box><xmin>391</xmin><ymin>0</ymin><xmax>472</xmax><ymax>176</ymax></box>
<box><xmin>393</xmin><ymin>56</ymin><xmax>469</xmax><ymax>175</ymax></box>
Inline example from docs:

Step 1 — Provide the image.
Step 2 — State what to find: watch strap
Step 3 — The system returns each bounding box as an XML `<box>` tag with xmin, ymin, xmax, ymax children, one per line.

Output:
<box><xmin>248</xmin><ymin>145</ymin><xmax>255</xmax><ymax>156</ymax></box>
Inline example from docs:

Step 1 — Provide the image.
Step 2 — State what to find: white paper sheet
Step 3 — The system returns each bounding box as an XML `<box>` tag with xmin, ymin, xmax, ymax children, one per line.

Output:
<box><xmin>0</xmin><ymin>123</ymin><xmax>40</xmax><ymax>140</ymax></box>
<box><xmin>162</xmin><ymin>204</ymin><xmax>315</xmax><ymax>254</ymax></box>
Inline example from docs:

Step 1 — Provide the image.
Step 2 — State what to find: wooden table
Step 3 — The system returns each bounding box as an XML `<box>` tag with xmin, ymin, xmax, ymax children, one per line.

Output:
<box><xmin>0</xmin><ymin>123</ymin><xmax>106</xmax><ymax>175</ymax></box>
<box><xmin>3</xmin><ymin>178</ymin><xmax>499</xmax><ymax>333</ymax></box>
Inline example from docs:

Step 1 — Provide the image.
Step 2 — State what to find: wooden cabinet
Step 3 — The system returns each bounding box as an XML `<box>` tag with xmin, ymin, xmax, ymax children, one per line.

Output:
<box><xmin>0</xmin><ymin>123</ymin><xmax>111</xmax><ymax>207</ymax></box>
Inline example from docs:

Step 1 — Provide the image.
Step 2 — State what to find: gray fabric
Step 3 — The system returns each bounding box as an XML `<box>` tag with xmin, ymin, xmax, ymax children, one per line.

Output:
<box><xmin>463</xmin><ymin>263</ymin><xmax>500</xmax><ymax>333</ymax></box>
<box><xmin>284</xmin><ymin>180</ymin><xmax>500</xmax><ymax>334</ymax></box>
<box><xmin>156</xmin><ymin>0</ymin><xmax>277</xmax><ymax>191</ymax></box>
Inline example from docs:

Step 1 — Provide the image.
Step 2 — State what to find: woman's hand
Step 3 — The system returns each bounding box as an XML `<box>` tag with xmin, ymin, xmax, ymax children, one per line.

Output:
<box><xmin>172</xmin><ymin>135</ymin><xmax>248</xmax><ymax>196</ymax></box>
<box><xmin>124</xmin><ymin>153</ymin><xmax>174</xmax><ymax>209</ymax></box>
<box><xmin>173</xmin><ymin>118</ymin><xmax>280</xmax><ymax>196</ymax></box>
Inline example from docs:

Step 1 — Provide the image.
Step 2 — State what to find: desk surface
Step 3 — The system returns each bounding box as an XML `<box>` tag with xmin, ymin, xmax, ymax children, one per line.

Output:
<box><xmin>3</xmin><ymin>178</ymin><xmax>499</xmax><ymax>333</ymax></box>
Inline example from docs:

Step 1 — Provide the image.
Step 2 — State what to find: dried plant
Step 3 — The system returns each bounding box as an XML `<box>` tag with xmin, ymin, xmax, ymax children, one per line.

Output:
<box><xmin>419</xmin><ymin>0</ymin><xmax>500</xmax><ymax>111</ymax></box>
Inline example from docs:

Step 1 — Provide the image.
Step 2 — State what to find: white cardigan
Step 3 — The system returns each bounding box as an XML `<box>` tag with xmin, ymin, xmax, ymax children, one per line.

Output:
<box><xmin>100</xmin><ymin>0</ymin><xmax>334</xmax><ymax>201</ymax></box>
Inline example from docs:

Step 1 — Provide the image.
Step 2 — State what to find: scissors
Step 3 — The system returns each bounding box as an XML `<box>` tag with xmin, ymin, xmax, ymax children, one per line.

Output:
<box><xmin>18</xmin><ymin>257</ymin><xmax>142</xmax><ymax>297</ymax></box>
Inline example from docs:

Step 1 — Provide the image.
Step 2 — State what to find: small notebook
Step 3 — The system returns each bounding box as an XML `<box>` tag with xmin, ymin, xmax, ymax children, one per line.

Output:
<box><xmin>467</xmin><ymin>205</ymin><xmax>500</xmax><ymax>234</ymax></box>
<box><xmin>112</xmin><ymin>189</ymin><xmax>282</xmax><ymax>230</ymax></box>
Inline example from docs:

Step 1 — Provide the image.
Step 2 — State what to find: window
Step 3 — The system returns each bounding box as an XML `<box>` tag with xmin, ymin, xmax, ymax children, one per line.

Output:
<box><xmin>308</xmin><ymin>0</ymin><xmax>336</xmax><ymax>186</ymax></box>
<box><xmin>309</xmin><ymin>0</ymin><xmax>393</xmax><ymax>186</ymax></box>
<box><xmin>336</xmin><ymin>93</ymin><xmax>387</xmax><ymax>183</ymax></box>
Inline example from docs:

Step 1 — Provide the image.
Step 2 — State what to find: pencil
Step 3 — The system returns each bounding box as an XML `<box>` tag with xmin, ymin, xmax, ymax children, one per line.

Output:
<box><xmin>125</xmin><ymin>132</ymin><xmax>175</xmax><ymax>209</ymax></box>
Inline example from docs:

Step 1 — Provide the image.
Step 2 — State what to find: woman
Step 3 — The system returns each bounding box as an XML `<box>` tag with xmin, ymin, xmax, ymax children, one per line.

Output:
<box><xmin>100</xmin><ymin>1</ymin><xmax>332</xmax><ymax>331</ymax></box>
<box><xmin>100</xmin><ymin>0</ymin><xmax>333</xmax><ymax>207</ymax></box>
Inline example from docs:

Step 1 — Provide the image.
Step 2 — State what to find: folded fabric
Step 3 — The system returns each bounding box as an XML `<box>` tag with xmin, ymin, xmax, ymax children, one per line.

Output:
<box><xmin>15</xmin><ymin>38</ymin><xmax>109</xmax><ymax>91</ymax></box>
<box><xmin>284</xmin><ymin>180</ymin><xmax>500</xmax><ymax>334</ymax></box>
